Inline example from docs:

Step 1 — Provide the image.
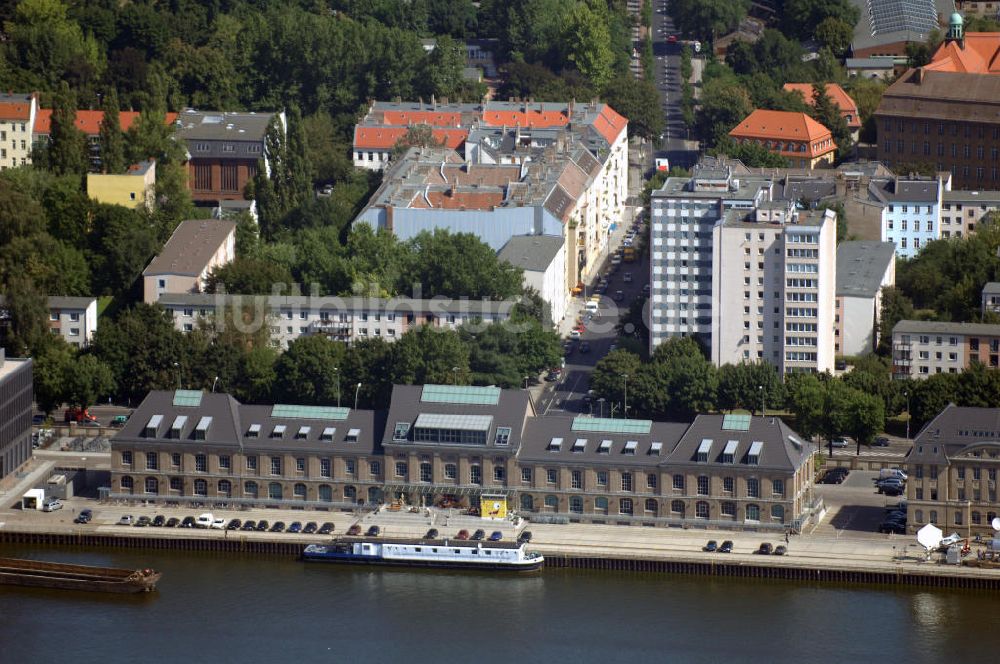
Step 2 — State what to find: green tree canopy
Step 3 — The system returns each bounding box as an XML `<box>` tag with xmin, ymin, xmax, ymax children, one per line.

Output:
<box><xmin>272</xmin><ymin>335</ymin><xmax>347</xmax><ymax>405</ymax></box>
<box><xmin>98</xmin><ymin>88</ymin><xmax>126</xmax><ymax>174</ymax></box>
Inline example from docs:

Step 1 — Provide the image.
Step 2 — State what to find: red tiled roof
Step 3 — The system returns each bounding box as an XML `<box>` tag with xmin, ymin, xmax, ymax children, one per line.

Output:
<box><xmin>926</xmin><ymin>34</ymin><xmax>1000</xmax><ymax>74</ymax></box>
<box><xmin>592</xmin><ymin>105</ymin><xmax>628</xmax><ymax>144</ymax></box>
<box><xmin>782</xmin><ymin>83</ymin><xmax>861</xmax><ymax>128</ymax></box>
<box><xmin>729</xmin><ymin>110</ymin><xmax>836</xmax><ymax>159</ymax></box>
<box><xmin>0</xmin><ymin>100</ymin><xmax>33</xmax><ymax>121</ymax></box>
<box><xmin>382</xmin><ymin>110</ymin><xmax>463</xmax><ymax>126</ymax></box>
<box><xmin>481</xmin><ymin>110</ymin><xmax>569</xmax><ymax>128</ymax></box>
<box><xmin>409</xmin><ymin>190</ymin><xmax>504</xmax><ymax>210</ymax></box>
<box><xmin>353</xmin><ymin>126</ymin><xmax>468</xmax><ymax>150</ymax></box>
<box><xmin>34</xmin><ymin>110</ymin><xmax>178</xmax><ymax>136</ymax></box>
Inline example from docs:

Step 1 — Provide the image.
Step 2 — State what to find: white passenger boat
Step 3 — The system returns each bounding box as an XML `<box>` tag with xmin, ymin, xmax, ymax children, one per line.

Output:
<box><xmin>302</xmin><ymin>537</ymin><xmax>544</xmax><ymax>572</ymax></box>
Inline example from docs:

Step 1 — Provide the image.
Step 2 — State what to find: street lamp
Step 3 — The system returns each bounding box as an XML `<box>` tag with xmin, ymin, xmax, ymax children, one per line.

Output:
<box><xmin>622</xmin><ymin>374</ymin><xmax>629</xmax><ymax>419</ymax></box>
<box><xmin>354</xmin><ymin>383</ymin><xmax>362</xmax><ymax>411</ymax></box>
<box><xmin>597</xmin><ymin>397</ymin><xmax>606</xmax><ymax>418</ymax></box>
<box><xmin>452</xmin><ymin>366</ymin><xmax>460</xmax><ymax>385</ymax></box>
<box><xmin>212</xmin><ymin>376</ymin><xmax>219</xmax><ymax>393</ymax></box>
<box><xmin>904</xmin><ymin>390</ymin><xmax>910</xmax><ymax>440</ymax></box>
<box><xmin>759</xmin><ymin>384</ymin><xmax>764</xmax><ymax>418</ymax></box>
<box><xmin>334</xmin><ymin>367</ymin><xmax>341</xmax><ymax>408</ymax></box>
<box><xmin>172</xmin><ymin>362</ymin><xmax>180</xmax><ymax>390</ymax></box>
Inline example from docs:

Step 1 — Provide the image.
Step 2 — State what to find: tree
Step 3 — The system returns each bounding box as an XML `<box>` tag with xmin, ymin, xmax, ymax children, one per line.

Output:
<box><xmin>64</xmin><ymin>354</ymin><xmax>114</xmax><ymax>410</ymax></box>
<box><xmin>98</xmin><ymin>88</ymin><xmax>126</xmax><ymax>173</ymax></box>
<box><xmin>0</xmin><ymin>188</ymin><xmax>45</xmax><ymax>244</ymax></box>
<box><xmin>809</xmin><ymin>83</ymin><xmax>853</xmax><ymax>160</ymax></box>
<box><xmin>600</xmin><ymin>77</ymin><xmax>664</xmax><ymax>141</ymax></box>
<box><xmin>423</xmin><ymin>34</ymin><xmax>467</xmax><ymax>99</ymax></box>
<box><xmin>717</xmin><ymin>361</ymin><xmax>783</xmax><ymax>414</ymax></box>
<box><xmin>272</xmin><ymin>335</ymin><xmax>347</xmax><ymax>405</ymax></box>
<box><xmin>672</xmin><ymin>0</ymin><xmax>749</xmax><ymax>42</ymax></box>
<box><xmin>563</xmin><ymin>2</ymin><xmax>616</xmax><ymax>89</ymax></box>
<box><xmin>844</xmin><ymin>389</ymin><xmax>885</xmax><ymax>452</ymax></box>
<box><xmin>785</xmin><ymin>373</ymin><xmax>825</xmax><ymax>440</ymax></box>
<box><xmin>814</xmin><ymin>17</ymin><xmax>853</xmax><ymax>57</ymax></box>
<box><xmin>48</xmin><ymin>81</ymin><xmax>89</xmax><ymax>177</ymax></box>
<box><xmin>390</xmin><ymin>124</ymin><xmax>445</xmax><ymax>159</ymax></box>
<box><xmin>590</xmin><ymin>349</ymin><xmax>644</xmax><ymax>413</ymax></box>
<box><xmin>696</xmin><ymin>78</ymin><xmax>753</xmax><ymax>148</ymax></box>
<box><xmin>0</xmin><ymin>234</ymin><xmax>91</xmax><ymax>297</ymax></box>
<box><xmin>391</xmin><ymin>325</ymin><xmax>470</xmax><ymax>386</ymax></box>
<box><xmin>780</xmin><ymin>0</ymin><xmax>859</xmax><ymax>42</ymax></box>
<box><xmin>88</xmin><ymin>203</ymin><xmax>159</xmax><ymax>295</ymax></box>
<box><xmin>32</xmin><ymin>340</ymin><xmax>74</xmax><ymax>414</ymax></box>
<box><xmin>1</xmin><ymin>275</ymin><xmax>50</xmax><ymax>356</ymax></box>
<box><xmin>406</xmin><ymin>229</ymin><xmax>524</xmax><ymax>299</ymax></box>
<box><xmin>711</xmin><ymin>137</ymin><xmax>790</xmax><ymax>168</ymax></box>
<box><xmin>643</xmin><ymin>343</ymin><xmax>718</xmax><ymax>420</ymax></box>
<box><xmin>205</xmin><ymin>258</ymin><xmax>295</xmax><ymax>295</ymax></box>
<box><xmin>615</xmin><ymin>296</ymin><xmax>649</xmax><ymax>348</ymax></box>
<box><xmin>877</xmin><ymin>287</ymin><xmax>915</xmax><ymax>355</ymax></box>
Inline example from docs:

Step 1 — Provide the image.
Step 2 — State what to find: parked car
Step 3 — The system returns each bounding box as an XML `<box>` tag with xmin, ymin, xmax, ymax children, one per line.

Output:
<box><xmin>110</xmin><ymin>414</ymin><xmax>130</xmax><ymax>428</ymax></box>
<box><xmin>270</xmin><ymin>521</ymin><xmax>286</xmax><ymax>533</ymax></box>
<box><xmin>152</xmin><ymin>515</ymin><xmax>166</xmax><ymax>527</ymax></box>
<box><xmin>545</xmin><ymin>370</ymin><xmax>562</xmax><ymax>382</ymax></box>
<box><xmin>195</xmin><ymin>513</ymin><xmax>215</xmax><ymax>529</ymax></box>
<box><xmin>756</xmin><ymin>542</ymin><xmax>773</xmax><ymax>555</ymax></box>
<box><xmin>303</xmin><ymin>522</ymin><xmax>318</xmax><ymax>534</ymax></box>
<box><xmin>667</xmin><ymin>34</ymin><xmax>678</xmax><ymax>43</ymax></box>
<box><xmin>74</xmin><ymin>508</ymin><xmax>93</xmax><ymax>524</ymax></box>
<box><xmin>878</xmin><ymin>521</ymin><xmax>906</xmax><ymax>534</ymax></box>
<box><xmin>455</xmin><ymin>529</ymin><xmax>470</xmax><ymax>540</ymax></box>
<box><xmin>872</xmin><ymin>437</ymin><xmax>890</xmax><ymax>447</ymax></box>
<box><xmin>774</xmin><ymin>545</ymin><xmax>787</xmax><ymax>556</ymax></box>
<box><xmin>318</xmin><ymin>522</ymin><xmax>335</xmax><ymax>535</ymax></box>
<box><xmin>241</xmin><ymin>520</ymin><xmax>257</xmax><ymax>531</ymax></box>
<box><xmin>939</xmin><ymin>532</ymin><xmax>963</xmax><ymax>548</ymax></box>
<box><xmin>42</xmin><ymin>498</ymin><xmax>63</xmax><ymax>512</ymax></box>
<box><xmin>118</xmin><ymin>515</ymin><xmax>134</xmax><ymax>526</ymax></box>
<box><xmin>471</xmin><ymin>529</ymin><xmax>486</xmax><ymax>541</ymax></box>
<box><xmin>63</xmin><ymin>406</ymin><xmax>97</xmax><ymax>424</ymax></box>
<box><xmin>165</xmin><ymin>517</ymin><xmax>180</xmax><ymax>528</ymax></box>
<box><xmin>288</xmin><ymin>522</ymin><xmax>303</xmax><ymax>534</ymax></box>
<box><xmin>256</xmin><ymin>520</ymin><xmax>269</xmax><ymax>532</ymax></box>
<box><xmin>517</xmin><ymin>531</ymin><xmax>533</xmax><ymax>544</ymax></box>
<box><xmin>366</xmin><ymin>525</ymin><xmax>381</xmax><ymax>537</ymax></box>
<box><xmin>347</xmin><ymin>524</ymin><xmax>362</xmax><ymax>536</ymax></box>
<box><xmin>703</xmin><ymin>540</ymin><xmax>718</xmax><ymax>552</ymax></box>
<box><xmin>830</xmin><ymin>437</ymin><xmax>849</xmax><ymax>448</ymax></box>
<box><xmin>488</xmin><ymin>531</ymin><xmax>503</xmax><ymax>541</ymax></box>
<box><xmin>623</xmin><ymin>272</ymin><xmax>633</xmax><ymax>283</ymax></box>
<box><xmin>134</xmin><ymin>516</ymin><xmax>150</xmax><ymax>527</ymax></box>
<box><xmin>569</xmin><ymin>329</ymin><xmax>582</xmax><ymax>339</ymax></box>
<box><xmin>226</xmin><ymin>518</ymin><xmax>242</xmax><ymax>530</ymax></box>
<box><xmin>424</xmin><ymin>528</ymin><xmax>439</xmax><ymax>539</ymax></box>
<box><xmin>719</xmin><ymin>540</ymin><xmax>734</xmax><ymax>553</ymax></box>
<box><xmin>32</xmin><ymin>414</ymin><xmax>45</xmax><ymax>425</ymax></box>
<box><xmin>211</xmin><ymin>518</ymin><xmax>226</xmax><ymax>530</ymax></box>
<box><xmin>613</xmin><ymin>290</ymin><xmax>625</xmax><ymax>302</ymax></box>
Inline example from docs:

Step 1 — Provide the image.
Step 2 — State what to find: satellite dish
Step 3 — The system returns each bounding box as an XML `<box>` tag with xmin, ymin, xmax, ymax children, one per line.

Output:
<box><xmin>992</xmin><ymin>517</ymin><xmax>1000</xmax><ymax>531</ymax></box>
<box><xmin>917</xmin><ymin>523</ymin><xmax>943</xmax><ymax>551</ymax></box>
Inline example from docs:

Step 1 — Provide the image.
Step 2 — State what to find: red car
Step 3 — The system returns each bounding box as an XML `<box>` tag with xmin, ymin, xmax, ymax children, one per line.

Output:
<box><xmin>667</xmin><ymin>35</ymin><xmax>678</xmax><ymax>44</ymax></box>
<box><xmin>455</xmin><ymin>529</ymin><xmax>470</xmax><ymax>540</ymax></box>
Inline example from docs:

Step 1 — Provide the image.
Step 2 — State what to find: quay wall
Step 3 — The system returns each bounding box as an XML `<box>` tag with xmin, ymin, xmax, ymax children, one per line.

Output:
<box><xmin>2</xmin><ymin>528</ymin><xmax>999</xmax><ymax>591</ymax></box>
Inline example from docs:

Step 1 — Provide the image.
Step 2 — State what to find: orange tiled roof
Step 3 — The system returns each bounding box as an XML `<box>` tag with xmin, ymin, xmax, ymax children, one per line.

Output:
<box><xmin>729</xmin><ymin>110</ymin><xmax>835</xmax><ymax>159</ymax></box>
<box><xmin>926</xmin><ymin>34</ymin><xmax>1000</xmax><ymax>74</ymax></box>
<box><xmin>481</xmin><ymin>109</ymin><xmax>569</xmax><ymax>129</ymax></box>
<box><xmin>382</xmin><ymin>110</ymin><xmax>463</xmax><ymax>126</ymax></box>
<box><xmin>409</xmin><ymin>190</ymin><xmax>504</xmax><ymax>210</ymax></box>
<box><xmin>353</xmin><ymin>126</ymin><xmax>469</xmax><ymax>150</ymax></box>
<box><xmin>782</xmin><ymin>83</ymin><xmax>861</xmax><ymax>128</ymax></box>
<box><xmin>0</xmin><ymin>99</ymin><xmax>33</xmax><ymax>121</ymax></box>
<box><xmin>592</xmin><ymin>104</ymin><xmax>628</xmax><ymax>144</ymax></box>
<box><xmin>34</xmin><ymin>110</ymin><xmax>178</xmax><ymax>136</ymax></box>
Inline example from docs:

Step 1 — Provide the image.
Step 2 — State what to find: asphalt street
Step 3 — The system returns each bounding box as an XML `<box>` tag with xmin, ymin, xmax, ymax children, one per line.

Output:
<box><xmin>651</xmin><ymin>0</ymin><xmax>699</xmax><ymax>169</ymax></box>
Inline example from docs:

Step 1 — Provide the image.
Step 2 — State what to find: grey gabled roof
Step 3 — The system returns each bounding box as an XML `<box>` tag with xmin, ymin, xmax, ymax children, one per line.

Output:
<box><xmin>143</xmin><ymin>219</ymin><xmax>236</xmax><ymax>277</ymax></box>
<box><xmin>837</xmin><ymin>241</ymin><xmax>895</xmax><ymax>298</ymax></box>
<box><xmin>983</xmin><ymin>282</ymin><xmax>1000</xmax><ymax>296</ymax></box>
<box><xmin>497</xmin><ymin>235</ymin><xmax>565</xmax><ymax>273</ymax></box>
<box><xmin>666</xmin><ymin>415</ymin><xmax>814</xmax><ymax>472</ymax></box>
<box><xmin>380</xmin><ymin>384</ymin><xmax>532</xmax><ymax>452</ymax></box>
<box><xmin>892</xmin><ymin>320</ymin><xmax>1000</xmax><ymax>337</ymax></box>
<box><xmin>47</xmin><ymin>296</ymin><xmax>97</xmax><ymax>309</ymax></box>
<box><xmin>174</xmin><ymin>110</ymin><xmax>275</xmax><ymax>142</ymax></box>
<box><xmin>113</xmin><ymin>390</ymin><xmax>383</xmax><ymax>454</ymax></box>
<box><xmin>517</xmin><ymin>416</ymin><xmax>687</xmax><ymax>466</ymax></box>
<box><xmin>910</xmin><ymin>403</ymin><xmax>1000</xmax><ymax>464</ymax></box>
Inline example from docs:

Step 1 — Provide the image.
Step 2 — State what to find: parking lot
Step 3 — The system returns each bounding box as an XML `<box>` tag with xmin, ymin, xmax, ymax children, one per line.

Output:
<box><xmin>811</xmin><ymin>469</ymin><xmax>907</xmax><ymax>538</ymax></box>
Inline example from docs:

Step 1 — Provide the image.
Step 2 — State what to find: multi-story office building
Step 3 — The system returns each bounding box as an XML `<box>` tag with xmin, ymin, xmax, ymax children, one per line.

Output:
<box><xmin>158</xmin><ymin>293</ymin><xmax>518</xmax><ymax>349</ymax></box>
<box><xmin>891</xmin><ymin>320</ymin><xmax>1000</xmax><ymax>378</ymax></box>
<box><xmin>834</xmin><ymin>241</ymin><xmax>896</xmax><ymax>357</ymax></box>
<box><xmin>109</xmin><ymin>385</ymin><xmax>819</xmax><ymax>531</ymax></box>
<box><xmin>0</xmin><ymin>350</ymin><xmax>33</xmax><ymax>481</ymax></box>
<box><xmin>905</xmin><ymin>404</ymin><xmax>1000</xmax><ymax>537</ymax></box>
<box><xmin>0</xmin><ymin>92</ymin><xmax>37</xmax><ymax>170</ymax></box>
<box><xmin>650</xmin><ymin>163</ymin><xmax>837</xmax><ymax>373</ymax></box>
<box><xmin>876</xmin><ymin>17</ymin><xmax>1000</xmax><ymax>190</ymax></box>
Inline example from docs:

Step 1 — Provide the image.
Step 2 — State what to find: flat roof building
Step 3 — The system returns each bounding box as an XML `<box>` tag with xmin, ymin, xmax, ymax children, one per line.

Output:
<box><xmin>0</xmin><ymin>350</ymin><xmax>33</xmax><ymax>481</ymax></box>
<box><xmin>892</xmin><ymin>319</ymin><xmax>1000</xmax><ymax>378</ymax></box>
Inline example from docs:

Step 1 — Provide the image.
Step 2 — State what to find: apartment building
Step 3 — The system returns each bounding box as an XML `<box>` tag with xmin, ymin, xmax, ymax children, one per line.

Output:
<box><xmin>783</xmin><ymin>83</ymin><xmax>862</xmax><ymax>140</ymax></box>
<box><xmin>940</xmin><ymin>189</ymin><xmax>1000</xmax><ymax>239</ymax></box>
<box><xmin>496</xmin><ymin>235</ymin><xmax>568</xmax><ymax>324</ymax></box>
<box><xmin>143</xmin><ymin>219</ymin><xmax>236</xmax><ymax>304</ymax></box>
<box><xmin>0</xmin><ymin>296</ymin><xmax>98</xmax><ymax>348</ymax></box>
<box><xmin>905</xmin><ymin>404</ymin><xmax>1000</xmax><ymax>537</ymax></box>
<box><xmin>982</xmin><ymin>282</ymin><xmax>1000</xmax><ymax>316</ymax></box>
<box><xmin>835</xmin><ymin>241</ymin><xmax>896</xmax><ymax>357</ymax></box>
<box><xmin>109</xmin><ymin>386</ymin><xmax>818</xmax><ymax>531</ymax></box>
<box><xmin>0</xmin><ymin>92</ymin><xmax>37</xmax><ymax>170</ymax></box>
<box><xmin>174</xmin><ymin>109</ymin><xmax>282</xmax><ymax>204</ymax></box>
<box><xmin>870</xmin><ymin>175</ymin><xmax>945</xmax><ymax>258</ymax></box>
<box><xmin>34</xmin><ymin>110</ymin><xmax>177</xmax><ymax>172</ymax></box>
<box><xmin>86</xmin><ymin>160</ymin><xmax>156</xmax><ymax>210</ymax></box>
<box><xmin>650</xmin><ymin>162</ymin><xmax>838</xmax><ymax>373</ymax></box>
<box><xmin>891</xmin><ymin>320</ymin><xmax>1000</xmax><ymax>378</ymax></box>
<box><xmin>158</xmin><ymin>293</ymin><xmax>517</xmax><ymax>349</ymax></box>
<box><xmin>0</xmin><ymin>350</ymin><xmax>33</xmax><ymax>481</ymax></box>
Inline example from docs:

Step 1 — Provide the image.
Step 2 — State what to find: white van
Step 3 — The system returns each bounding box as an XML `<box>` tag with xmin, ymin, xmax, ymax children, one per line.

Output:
<box><xmin>195</xmin><ymin>513</ymin><xmax>214</xmax><ymax>529</ymax></box>
<box><xmin>584</xmin><ymin>301</ymin><xmax>599</xmax><ymax>312</ymax></box>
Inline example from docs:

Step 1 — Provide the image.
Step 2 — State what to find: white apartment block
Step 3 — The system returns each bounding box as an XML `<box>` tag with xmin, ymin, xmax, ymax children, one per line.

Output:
<box><xmin>890</xmin><ymin>320</ymin><xmax>1000</xmax><ymax>379</ymax></box>
<box><xmin>872</xmin><ymin>175</ymin><xmax>945</xmax><ymax>258</ymax></box>
<box><xmin>651</xmin><ymin>164</ymin><xmax>837</xmax><ymax>373</ymax></box>
<box><xmin>47</xmin><ymin>297</ymin><xmax>98</xmax><ymax>347</ymax></box>
<box><xmin>940</xmin><ymin>189</ymin><xmax>1000</xmax><ymax>239</ymax></box>
<box><xmin>835</xmin><ymin>241</ymin><xmax>896</xmax><ymax>357</ymax></box>
<box><xmin>0</xmin><ymin>92</ymin><xmax>37</xmax><ymax>170</ymax></box>
<box><xmin>159</xmin><ymin>294</ymin><xmax>517</xmax><ymax>349</ymax></box>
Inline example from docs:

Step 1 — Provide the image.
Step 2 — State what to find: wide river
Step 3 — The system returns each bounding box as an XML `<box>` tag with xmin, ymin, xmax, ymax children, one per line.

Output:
<box><xmin>0</xmin><ymin>544</ymin><xmax>996</xmax><ymax>663</ymax></box>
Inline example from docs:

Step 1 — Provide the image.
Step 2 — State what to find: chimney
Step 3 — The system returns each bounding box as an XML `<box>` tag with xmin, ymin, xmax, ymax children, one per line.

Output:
<box><xmin>431</xmin><ymin>94</ymin><xmax>436</xmax><ymax>109</ymax></box>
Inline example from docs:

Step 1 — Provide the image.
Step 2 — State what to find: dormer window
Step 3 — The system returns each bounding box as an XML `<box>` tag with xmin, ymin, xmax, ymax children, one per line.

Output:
<box><xmin>143</xmin><ymin>414</ymin><xmax>163</xmax><ymax>438</ymax></box>
<box><xmin>194</xmin><ymin>416</ymin><xmax>212</xmax><ymax>441</ymax></box>
<box><xmin>572</xmin><ymin>438</ymin><xmax>587</xmax><ymax>453</ymax></box>
<box><xmin>169</xmin><ymin>415</ymin><xmax>187</xmax><ymax>439</ymax></box>
<box><xmin>346</xmin><ymin>428</ymin><xmax>360</xmax><ymax>443</ymax></box>
<box><xmin>270</xmin><ymin>424</ymin><xmax>286</xmax><ymax>439</ymax></box>
<box><xmin>548</xmin><ymin>437</ymin><xmax>563</xmax><ymax>452</ymax></box>
<box><xmin>746</xmin><ymin>441</ymin><xmax>763</xmax><ymax>465</ymax></box>
<box><xmin>295</xmin><ymin>426</ymin><xmax>310</xmax><ymax>440</ymax></box>
<box><xmin>624</xmin><ymin>440</ymin><xmax>637</xmax><ymax>455</ymax></box>
<box><xmin>393</xmin><ymin>422</ymin><xmax>411</xmax><ymax>442</ymax></box>
<box><xmin>320</xmin><ymin>427</ymin><xmax>335</xmax><ymax>441</ymax></box>
<box><xmin>696</xmin><ymin>438</ymin><xmax>713</xmax><ymax>463</ymax></box>
<box><xmin>598</xmin><ymin>440</ymin><xmax>612</xmax><ymax>454</ymax></box>
<box><xmin>649</xmin><ymin>442</ymin><xmax>662</xmax><ymax>455</ymax></box>
<box><xmin>246</xmin><ymin>423</ymin><xmax>261</xmax><ymax>438</ymax></box>
<box><xmin>494</xmin><ymin>427</ymin><xmax>511</xmax><ymax>446</ymax></box>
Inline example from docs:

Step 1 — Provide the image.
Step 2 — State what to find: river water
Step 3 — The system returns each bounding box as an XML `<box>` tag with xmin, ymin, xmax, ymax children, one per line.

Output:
<box><xmin>0</xmin><ymin>544</ymin><xmax>996</xmax><ymax>663</ymax></box>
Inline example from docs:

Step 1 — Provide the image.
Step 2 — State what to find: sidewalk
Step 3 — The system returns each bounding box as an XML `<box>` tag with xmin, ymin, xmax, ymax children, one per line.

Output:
<box><xmin>0</xmin><ymin>459</ymin><xmax>56</xmax><ymax>507</ymax></box>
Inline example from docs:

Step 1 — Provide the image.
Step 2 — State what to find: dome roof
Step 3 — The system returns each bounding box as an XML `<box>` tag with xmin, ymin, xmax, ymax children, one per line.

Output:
<box><xmin>950</xmin><ymin>11</ymin><xmax>964</xmax><ymax>26</ymax></box>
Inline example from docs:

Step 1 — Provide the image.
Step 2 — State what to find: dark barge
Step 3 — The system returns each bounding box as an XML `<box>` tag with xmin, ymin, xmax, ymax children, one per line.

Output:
<box><xmin>0</xmin><ymin>557</ymin><xmax>161</xmax><ymax>593</ymax></box>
